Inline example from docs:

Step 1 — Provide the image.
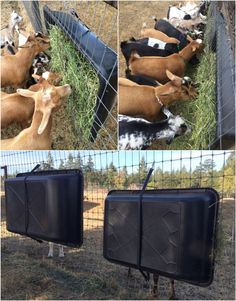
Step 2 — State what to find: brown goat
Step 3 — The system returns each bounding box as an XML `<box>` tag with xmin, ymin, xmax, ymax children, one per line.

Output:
<box><xmin>119</xmin><ymin>70</ymin><xmax>197</xmax><ymax>121</ymax></box>
<box><xmin>1</xmin><ymin>73</ymin><xmax>62</xmax><ymax>129</ymax></box>
<box><xmin>129</xmin><ymin>39</ymin><xmax>204</xmax><ymax>83</ymax></box>
<box><xmin>1</xmin><ymin>78</ymin><xmax>71</xmax><ymax>150</ymax></box>
<box><xmin>140</xmin><ymin>23</ymin><xmax>180</xmax><ymax>44</ymax></box>
<box><xmin>1</xmin><ymin>34</ymin><xmax>50</xmax><ymax>88</ymax></box>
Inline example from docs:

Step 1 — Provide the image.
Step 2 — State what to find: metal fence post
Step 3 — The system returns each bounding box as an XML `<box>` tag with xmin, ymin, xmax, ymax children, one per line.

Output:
<box><xmin>22</xmin><ymin>0</ymin><xmax>44</xmax><ymax>33</ymax></box>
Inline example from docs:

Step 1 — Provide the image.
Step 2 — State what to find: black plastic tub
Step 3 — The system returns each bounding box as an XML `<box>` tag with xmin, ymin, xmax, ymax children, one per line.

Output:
<box><xmin>104</xmin><ymin>188</ymin><xmax>219</xmax><ymax>286</ymax></box>
<box><xmin>4</xmin><ymin>169</ymin><xmax>83</xmax><ymax>247</ymax></box>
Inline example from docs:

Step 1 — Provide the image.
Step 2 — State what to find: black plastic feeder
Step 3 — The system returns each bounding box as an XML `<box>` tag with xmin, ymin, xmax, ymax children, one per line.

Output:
<box><xmin>43</xmin><ymin>6</ymin><xmax>117</xmax><ymax>142</ymax></box>
<box><xmin>4</xmin><ymin>169</ymin><xmax>83</xmax><ymax>247</ymax></box>
<box><xmin>104</xmin><ymin>188</ymin><xmax>219</xmax><ymax>286</ymax></box>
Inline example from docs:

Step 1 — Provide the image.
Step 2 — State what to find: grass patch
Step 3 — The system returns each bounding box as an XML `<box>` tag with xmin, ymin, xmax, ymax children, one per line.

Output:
<box><xmin>49</xmin><ymin>26</ymin><xmax>99</xmax><ymax>143</ymax></box>
<box><xmin>170</xmin><ymin>15</ymin><xmax>217</xmax><ymax>150</ymax></box>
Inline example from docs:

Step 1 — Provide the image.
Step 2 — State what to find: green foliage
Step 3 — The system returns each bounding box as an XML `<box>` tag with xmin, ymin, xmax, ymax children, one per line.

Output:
<box><xmin>49</xmin><ymin>26</ymin><xmax>99</xmax><ymax>142</ymax></box>
<box><xmin>171</xmin><ymin>19</ymin><xmax>216</xmax><ymax>149</ymax></box>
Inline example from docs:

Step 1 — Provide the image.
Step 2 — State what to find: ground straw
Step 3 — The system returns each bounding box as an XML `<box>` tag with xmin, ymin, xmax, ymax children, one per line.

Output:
<box><xmin>49</xmin><ymin>26</ymin><xmax>99</xmax><ymax>143</ymax></box>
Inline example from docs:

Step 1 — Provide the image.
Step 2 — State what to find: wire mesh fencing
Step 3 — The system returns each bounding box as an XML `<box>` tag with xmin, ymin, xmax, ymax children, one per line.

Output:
<box><xmin>1</xmin><ymin>150</ymin><xmax>235</xmax><ymax>300</ymax></box>
<box><xmin>207</xmin><ymin>2</ymin><xmax>235</xmax><ymax>150</ymax></box>
<box><xmin>21</xmin><ymin>0</ymin><xmax>118</xmax><ymax>150</ymax></box>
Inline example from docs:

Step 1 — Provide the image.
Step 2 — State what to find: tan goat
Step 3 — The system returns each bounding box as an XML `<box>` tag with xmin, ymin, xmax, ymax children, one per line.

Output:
<box><xmin>129</xmin><ymin>39</ymin><xmax>204</xmax><ymax>83</ymax></box>
<box><xmin>1</xmin><ymin>72</ymin><xmax>61</xmax><ymax>129</ymax></box>
<box><xmin>1</xmin><ymin>79</ymin><xmax>71</xmax><ymax>150</ymax></box>
<box><xmin>140</xmin><ymin>23</ymin><xmax>180</xmax><ymax>44</ymax></box>
<box><xmin>119</xmin><ymin>70</ymin><xmax>197</xmax><ymax>121</ymax></box>
<box><xmin>1</xmin><ymin>34</ymin><xmax>50</xmax><ymax>88</ymax></box>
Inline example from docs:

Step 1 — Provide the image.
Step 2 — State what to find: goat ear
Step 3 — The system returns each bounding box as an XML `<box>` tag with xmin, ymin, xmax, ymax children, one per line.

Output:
<box><xmin>38</xmin><ymin>108</ymin><xmax>52</xmax><ymax>135</ymax></box>
<box><xmin>16</xmin><ymin>89</ymin><xmax>36</xmax><ymax>98</ymax></box>
<box><xmin>166</xmin><ymin>70</ymin><xmax>182</xmax><ymax>87</ymax></box>
<box><xmin>166</xmin><ymin>70</ymin><xmax>175</xmax><ymax>81</ymax></box>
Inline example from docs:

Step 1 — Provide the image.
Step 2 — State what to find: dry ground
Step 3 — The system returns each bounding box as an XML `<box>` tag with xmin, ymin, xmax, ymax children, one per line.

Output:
<box><xmin>1</xmin><ymin>189</ymin><xmax>235</xmax><ymax>300</ymax></box>
<box><xmin>1</xmin><ymin>1</ymin><xmax>117</xmax><ymax>150</ymax></box>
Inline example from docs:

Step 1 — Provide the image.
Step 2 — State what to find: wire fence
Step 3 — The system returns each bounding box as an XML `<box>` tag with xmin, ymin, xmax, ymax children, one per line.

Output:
<box><xmin>21</xmin><ymin>0</ymin><xmax>118</xmax><ymax>150</ymax></box>
<box><xmin>1</xmin><ymin>150</ymin><xmax>235</xmax><ymax>300</ymax></box>
<box><xmin>208</xmin><ymin>2</ymin><xmax>235</xmax><ymax>149</ymax></box>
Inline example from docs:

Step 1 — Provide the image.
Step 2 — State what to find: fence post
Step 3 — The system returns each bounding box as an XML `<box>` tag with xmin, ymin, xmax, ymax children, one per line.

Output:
<box><xmin>1</xmin><ymin>165</ymin><xmax>8</xmax><ymax>180</ymax></box>
<box><xmin>22</xmin><ymin>0</ymin><xmax>44</xmax><ymax>33</ymax></box>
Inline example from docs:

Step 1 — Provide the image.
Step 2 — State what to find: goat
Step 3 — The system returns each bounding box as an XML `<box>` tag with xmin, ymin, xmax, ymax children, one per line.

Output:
<box><xmin>2</xmin><ymin>41</ymin><xmax>17</xmax><ymax>55</ymax></box>
<box><xmin>153</xmin><ymin>274</ymin><xmax>176</xmax><ymax>300</ymax></box>
<box><xmin>128</xmin><ymin>39</ymin><xmax>204</xmax><ymax>83</ymax></box>
<box><xmin>48</xmin><ymin>242</ymin><xmax>65</xmax><ymax>258</ymax></box>
<box><xmin>1</xmin><ymin>34</ymin><xmax>50</xmax><ymax>88</ymax></box>
<box><xmin>169</xmin><ymin>17</ymin><xmax>207</xmax><ymax>32</ymax></box>
<box><xmin>118</xmin><ymin>107</ymin><xmax>191</xmax><ymax>150</ymax></box>
<box><xmin>0</xmin><ymin>11</ymin><xmax>23</xmax><ymax>48</ymax></box>
<box><xmin>119</xmin><ymin>70</ymin><xmax>197</xmax><ymax>121</ymax></box>
<box><xmin>1</xmin><ymin>78</ymin><xmax>71</xmax><ymax>150</ymax></box>
<box><xmin>154</xmin><ymin>18</ymin><xmax>189</xmax><ymax>50</ymax></box>
<box><xmin>141</xmin><ymin>23</ymin><xmax>180</xmax><ymax>44</ymax></box>
<box><xmin>125</xmin><ymin>69</ymin><xmax>160</xmax><ymax>87</ymax></box>
<box><xmin>167</xmin><ymin>6</ymin><xmax>192</xmax><ymax>20</ymax></box>
<box><xmin>179</xmin><ymin>2</ymin><xmax>207</xmax><ymax>20</ymax></box>
<box><xmin>1</xmin><ymin>73</ymin><xmax>61</xmax><ymax>129</ymax></box>
<box><xmin>121</xmin><ymin>40</ymin><xmax>171</xmax><ymax>67</ymax></box>
<box><xmin>153</xmin><ymin>18</ymin><xmax>200</xmax><ymax>65</ymax></box>
<box><xmin>130</xmin><ymin>36</ymin><xmax>178</xmax><ymax>53</ymax></box>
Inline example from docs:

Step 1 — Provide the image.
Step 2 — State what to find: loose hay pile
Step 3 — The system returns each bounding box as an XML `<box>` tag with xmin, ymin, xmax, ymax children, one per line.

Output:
<box><xmin>49</xmin><ymin>26</ymin><xmax>99</xmax><ymax>145</ymax></box>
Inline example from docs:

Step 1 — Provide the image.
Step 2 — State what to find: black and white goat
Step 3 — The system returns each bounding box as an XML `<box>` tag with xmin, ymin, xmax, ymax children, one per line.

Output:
<box><xmin>119</xmin><ymin>108</ymin><xmax>191</xmax><ymax>150</ymax></box>
<box><xmin>130</xmin><ymin>36</ymin><xmax>178</xmax><ymax>54</ymax></box>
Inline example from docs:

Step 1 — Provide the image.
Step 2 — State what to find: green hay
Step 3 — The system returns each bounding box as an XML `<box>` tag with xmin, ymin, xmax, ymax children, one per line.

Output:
<box><xmin>49</xmin><ymin>26</ymin><xmax>99</xmax><ymax>142</ymax></box>
<box><xmin>170</xmin><ymin>16</ymin><xmax>217</xmax><ymax>150</ymax></box>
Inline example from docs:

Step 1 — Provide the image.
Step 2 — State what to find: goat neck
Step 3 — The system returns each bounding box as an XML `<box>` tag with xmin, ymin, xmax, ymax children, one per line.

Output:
<box><xmin>178</xmin><ymin>42</ymin><xmax>198</xmax><ymax>61</ymax></box>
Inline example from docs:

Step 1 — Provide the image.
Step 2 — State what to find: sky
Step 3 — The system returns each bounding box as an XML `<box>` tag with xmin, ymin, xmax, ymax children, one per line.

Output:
<box><xmin>1</xmin><ymin>150</ymin><xmax>233</xmax><ymax>175</ymax></box>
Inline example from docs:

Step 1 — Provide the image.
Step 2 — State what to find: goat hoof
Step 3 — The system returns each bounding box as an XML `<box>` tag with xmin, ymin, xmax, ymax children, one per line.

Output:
<box><xmin>47</xmin><ymin>254</ymin><xmax>53</xmax><ymax>258</ymax></box>
<box><xmin>59</xmin><ymin>253</ymin><xmax>65</xmax><ymax>258</ymax></box>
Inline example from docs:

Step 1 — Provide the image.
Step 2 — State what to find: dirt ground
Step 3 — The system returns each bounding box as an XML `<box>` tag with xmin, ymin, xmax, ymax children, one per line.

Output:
<box><xmin>1</xmin><ymin>188</ymin><xmax>235</xmax><ymax>300</ymax></box>
<box><xmin>1</xmin><ymin>1</ymin><xmax>117</xmax><ymax>150</ymax></box>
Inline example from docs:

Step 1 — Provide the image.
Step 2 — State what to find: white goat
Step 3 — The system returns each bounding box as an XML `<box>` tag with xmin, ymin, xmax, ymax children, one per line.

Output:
<box><xmin>1</xmin><ymin>11</ymin><xmax>23</xmax><ymax>47</ymax></box>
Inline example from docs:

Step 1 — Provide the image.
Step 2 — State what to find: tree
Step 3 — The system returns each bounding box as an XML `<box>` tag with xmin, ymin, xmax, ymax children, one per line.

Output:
<box><xmin>65</xmin><ymin>153</ymin><xmax>75</xmax><ymax>169</ymax></box>
<box><xmin>40</xmin><ymin>151</ymin><xmax>54</xmax><ymax>170</ymax></box>
<box><xmin>114</xmin><ymin>166</ymin><xmax>128</xmax><ymax>189</ymax></box>
<box><xmin>220</xmin><ymin>153</ymin><xmax>235</xmax><ymax>197</ymax></box>
<box><xmin>138</xmin><ymin>156</ymin><xmax>148</xmax><ymax>184</ymax></box>
<box><xmin>59</xmin><ymin>159</ymin><xmax>65</xmax><ymax>169</ymax></box>
<box><xmin>74</xmin><ymin>153</ymin><xmax>83</xmax><ymax>169</ymax></box>
<box><xmin>84</xmin><ymin>155</ymin><xmax>94</xmax><ymax>173</ymax></box>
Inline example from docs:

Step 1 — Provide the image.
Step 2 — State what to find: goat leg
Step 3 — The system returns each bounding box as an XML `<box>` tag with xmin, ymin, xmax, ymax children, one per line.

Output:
<box><xmin>127</xmin><ymin>267</ymin><xmax>132</xmax><ymax>279</ymax></box>
<box><xmin>152</xmin><ymin>273</ymin><xmax>159</xmax><ymax>298</ymax></box>
<box><xmin>169</xmin><ymin>279</ymin><xmax>177</xmax><ymax>300</ymax></box>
